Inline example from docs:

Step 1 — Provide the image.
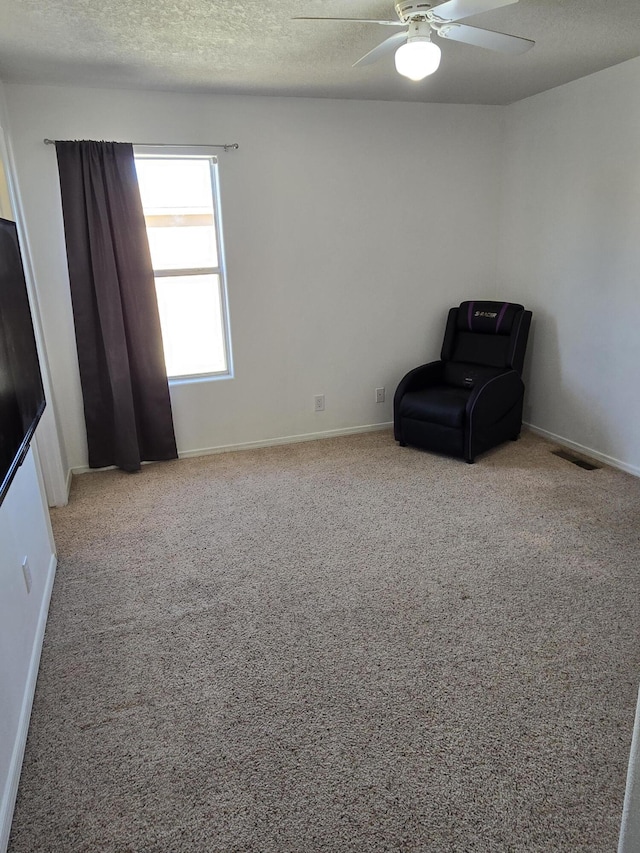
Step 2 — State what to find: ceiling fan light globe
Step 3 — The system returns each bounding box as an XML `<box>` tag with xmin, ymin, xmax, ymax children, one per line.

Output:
<box><xmin>394</xmin><ymin>39</ymin><xmax>441</xmax><ymax>81</ymax></box>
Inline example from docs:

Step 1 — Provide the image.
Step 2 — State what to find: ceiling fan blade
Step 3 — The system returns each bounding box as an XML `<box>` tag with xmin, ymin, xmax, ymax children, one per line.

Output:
<box><xmin>436</xmin><ymin>22</ymin><xmax>534</xmax><ymax>53</ymax></box>
<box><xmin>353</xmin><ymin>31</ymin><xmax>409</xmax><ymax>66</ymax></box>
<box><xmin>293</xmin><ymin>17</ymin><xmax>403</xmax><ymax>26</ymax></box>
<box><xmin>429</xmin><ymin>0</ymin><xmax>518</xmax><ymax>23</ymax></box>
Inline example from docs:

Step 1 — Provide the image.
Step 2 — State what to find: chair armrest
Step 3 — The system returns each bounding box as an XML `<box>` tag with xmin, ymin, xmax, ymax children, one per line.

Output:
<box><xmin>394</xmin><ymin>361</ymin><xmax>443</xmax><ymax>440</ymax></box>
<box><xmin>395</xmin><ymin>360</ymin><xmax>443</xmax><ymax>401</ymax></box>
<box><xmin>465</xmin><ymin>370</ymin><xmax>524</xmax><ymax>426</ymax></box>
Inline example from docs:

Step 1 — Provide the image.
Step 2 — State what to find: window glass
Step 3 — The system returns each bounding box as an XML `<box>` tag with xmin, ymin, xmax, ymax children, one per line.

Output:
<box><xmin>135</xmin><ymin>152</ymin><xmax>231</xmax><ymax>379</ymax></box>
<box><xmin>154</xmin><ymin>274</ymin><xmax>226</xmax><ymax>377</ymax></box>
<box><xmin>145</xmin><ymin>218</ymin><xmax>218</xmax><ymax>270</ymax></box>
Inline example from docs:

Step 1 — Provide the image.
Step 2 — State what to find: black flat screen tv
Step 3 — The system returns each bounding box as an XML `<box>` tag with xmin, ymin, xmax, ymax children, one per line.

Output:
<box><xmin>0</xmin><ymin>217</ymin><xmax>46</xmax><ymax>507</ymax></box>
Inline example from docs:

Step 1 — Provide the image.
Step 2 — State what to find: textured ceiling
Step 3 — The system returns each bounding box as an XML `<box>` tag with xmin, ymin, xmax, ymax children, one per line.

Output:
<box><xmin>0</xmin><ymin>0</ymin><xmax>639</xmax><ymax>104</ymax></box>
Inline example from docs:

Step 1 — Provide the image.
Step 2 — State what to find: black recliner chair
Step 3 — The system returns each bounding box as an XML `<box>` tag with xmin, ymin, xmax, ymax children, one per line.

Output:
<box><xmin>394</xmin><ymin>300</ymin><xmax>532</xmax><ymax>463</ymax></box>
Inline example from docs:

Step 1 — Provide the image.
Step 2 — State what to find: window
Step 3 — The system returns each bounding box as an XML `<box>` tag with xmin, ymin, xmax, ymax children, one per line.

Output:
<box><xmin>134</xmin><ymin>148</ymin><xmax>232</xmax><ymax>380</ymax></box>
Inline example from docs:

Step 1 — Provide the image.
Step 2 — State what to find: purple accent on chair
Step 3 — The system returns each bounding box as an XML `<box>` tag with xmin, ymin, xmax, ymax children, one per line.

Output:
<box><xmin>467</xmin><ymin>301</ymin><xmax>475</xmax><ymax>331</ymax></box>
<box><xmin>495</xmin><ymin>302</ymin><xmax>510</xmax><ymax>333</ymax></box>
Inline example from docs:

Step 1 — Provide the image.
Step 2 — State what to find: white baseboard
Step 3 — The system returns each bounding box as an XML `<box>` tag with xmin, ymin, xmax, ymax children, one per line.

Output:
<box><xmin>0</xmin><ymin>553</ymin><xmax>57</xmax><ymax>853</ymax></box>
<box><xmin>65</xmin><ymin>467</ymin><xmax>73</xmax><ymax>500</ymax></box>
<box><xmin>65</xmin><ymin>422</ymin><xmax>640</xmax><ymax>480</ymax></box>
<box><xmin>178</xmin><ymin>422</ymin><xmax>394</xmax><ymax>460</ymax></box>
<box><xmin>524</xmin><ymin>423</ymin><xmax>640</xmax><ymax>478</ymax></box>
<box><xmin>70</xmin><ymin>422</ymin><xmax>394</xmax><ymax>474</ymax></box>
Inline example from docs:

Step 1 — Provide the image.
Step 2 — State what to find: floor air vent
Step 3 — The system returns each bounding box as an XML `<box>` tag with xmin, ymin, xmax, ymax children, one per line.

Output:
<box><xmin>552</xmin><ymin>449</ymin><xmax>601</xmax><ymax>470</ymax></box>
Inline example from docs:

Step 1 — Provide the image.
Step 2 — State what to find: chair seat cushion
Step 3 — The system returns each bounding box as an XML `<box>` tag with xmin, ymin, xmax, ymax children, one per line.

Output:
<box><xmin>399</xmin><ymin>386</ymin><xmax>471</xmax><ymax>429</ymax></box>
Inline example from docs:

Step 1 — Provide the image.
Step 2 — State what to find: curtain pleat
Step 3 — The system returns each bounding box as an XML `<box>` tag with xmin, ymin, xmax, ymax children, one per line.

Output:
<box><xmin>55</xmin><ymin>140</ymin><xmax>178</xmax><ymax>471</ymax></box>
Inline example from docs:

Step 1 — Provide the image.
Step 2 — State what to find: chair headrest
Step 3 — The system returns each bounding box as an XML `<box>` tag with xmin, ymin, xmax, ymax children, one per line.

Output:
<box><xmin>457</xmin><ymin>301</ymin><xmax>524</xmax><ymax>335</ymax></box>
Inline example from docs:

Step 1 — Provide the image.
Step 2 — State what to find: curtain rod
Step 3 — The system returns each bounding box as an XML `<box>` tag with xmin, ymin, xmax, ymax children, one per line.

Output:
<box><xmin>43</xmin><ymin>139</ymin><xmax>239</xmax><ymax>151</ymax></box>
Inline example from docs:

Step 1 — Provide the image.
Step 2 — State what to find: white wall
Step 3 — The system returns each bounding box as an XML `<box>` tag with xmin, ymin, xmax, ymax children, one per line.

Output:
<box><xmin>0</xmin><ymin>83</ymin><xmax>57</xmax><ymax>853</ymax></box>
<box><xmin>499</xmin><ymin>57</ymin><xmax>640</xmax><ymax>476</ymax></box>
<box><xmin>0</xmin><ymin>88</ymin><xmax>68</xmax><ymax>506</ymax></box>
<box><xmin>3</xmin><ymin>85</ymin><xmax>505</xmax><ymax>470</ymax></box>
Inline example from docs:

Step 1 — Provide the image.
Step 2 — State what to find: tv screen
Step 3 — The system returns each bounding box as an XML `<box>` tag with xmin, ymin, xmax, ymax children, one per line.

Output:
<box><xmin>0</xmin><ymin>217</ymin><xmax>46</xmax><ymax>506</ymax></box>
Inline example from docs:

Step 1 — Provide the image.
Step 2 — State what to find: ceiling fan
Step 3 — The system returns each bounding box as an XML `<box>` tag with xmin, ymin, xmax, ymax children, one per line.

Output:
<box><xmin>294</xmin><ymin>0</ymin><xmax>534</xmax><ymax>81</ymax></box>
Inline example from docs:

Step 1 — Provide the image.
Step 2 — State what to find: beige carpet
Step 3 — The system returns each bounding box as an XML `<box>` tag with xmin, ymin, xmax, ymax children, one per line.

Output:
<box><xmin>8</xmin><ymin>429</ymin><xmax>640</xmax><ymax>851</ymax></box>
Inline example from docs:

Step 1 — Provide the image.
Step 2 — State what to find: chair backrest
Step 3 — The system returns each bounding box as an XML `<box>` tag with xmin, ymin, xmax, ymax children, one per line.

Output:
<box><xmin>441</xmin><ymin>300</ymin><xmax>531</xmax><ymax>376</ymax></box>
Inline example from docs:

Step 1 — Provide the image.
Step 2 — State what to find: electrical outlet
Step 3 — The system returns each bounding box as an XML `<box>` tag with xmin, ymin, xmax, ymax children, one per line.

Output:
<box><xmin>375</xmin><ymin>387</ymin><xmax>385</xmax><ymax>403</ymax></box>
<box><xmin>21</xmin><ymin>557</ymin><xmax>32</xmax><ymax>594</ymax></box>
<box><xmin>314</xmin><ymin>394</ymin><xmax>325</xmax><ymax>412</ymax></box>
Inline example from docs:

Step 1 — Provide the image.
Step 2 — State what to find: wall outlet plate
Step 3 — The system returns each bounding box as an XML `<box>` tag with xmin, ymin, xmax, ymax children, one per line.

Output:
<box><xmin>314</xmin><ymin>394</ymin><xmax>325</xmax><ymax>412</ymax></box>
<box><xmin>375</xmin><ymin>387</ymin><xmax>385</xmax><ymax>403</ymax></box>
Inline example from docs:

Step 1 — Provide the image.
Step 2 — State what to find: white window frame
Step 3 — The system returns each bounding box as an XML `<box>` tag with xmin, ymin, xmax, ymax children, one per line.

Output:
<box><xmin>134</xmin><ymin>145</ymin><xmax>234</xmax><ymax>383</ymax></box>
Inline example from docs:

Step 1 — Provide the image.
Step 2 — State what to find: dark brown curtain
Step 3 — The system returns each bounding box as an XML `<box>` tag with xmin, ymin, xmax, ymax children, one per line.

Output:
<box><xmin>55</xmin><ymin>140</ymin><xmax>177</xmax><ymax>472</ymax></box>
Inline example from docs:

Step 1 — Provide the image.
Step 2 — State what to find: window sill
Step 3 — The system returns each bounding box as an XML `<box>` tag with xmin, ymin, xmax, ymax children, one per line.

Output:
<box><xmin>168</xmin><ymin>371</ymin><xmax>233</xmax><ymax>386</ymax></box>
